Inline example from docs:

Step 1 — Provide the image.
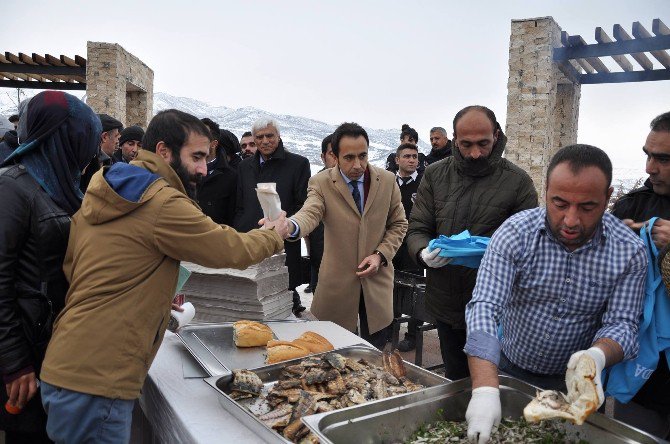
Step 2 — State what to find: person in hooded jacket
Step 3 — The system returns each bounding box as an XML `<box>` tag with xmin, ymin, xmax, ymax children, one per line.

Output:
<box><xmin>0</xmin><ymin>91</ymin><xmax>101</xmax><ymax>443</ymax></box>
<box><xmin>220</xmin><ymin>128</ymin><xmax>243</xmax><ymax>170</ymax></box>
<box><xmin>407</xmin><ymin>105</ymin><xmax>538</xmax><ymax>380</ymax></box>
<box><xmin>198</xmin><ymin>118</ymin><xmax>238</xmax><ymax>225</ymax></box>
<box><xmin>0</xmin><ymin>116</ymin><xmax>18</xmax><ymax>164</ymax></box>
<box><xmin>39</xmin><ymin>109</ymin><xmax>288</xmax><ymax>443</ymax></box>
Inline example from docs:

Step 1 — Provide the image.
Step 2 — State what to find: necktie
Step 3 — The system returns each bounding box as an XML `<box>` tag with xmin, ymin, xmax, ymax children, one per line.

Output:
<box><xmin>351</xmin><ymin>182</ymin><xmax>362</xmax><ymax>214</ymax></box>
<box><xmin>400</xmin><ymin>176</ymin><xmax>411</xmax><ymax>186</ymax></box>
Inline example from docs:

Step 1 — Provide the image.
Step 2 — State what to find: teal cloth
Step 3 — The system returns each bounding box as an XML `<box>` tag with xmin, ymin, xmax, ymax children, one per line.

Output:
<box><xmin>427</xmin><ymin>230</ymin><xmax>490</xmax><ymax>268</ymax></box>
<box><xmin>176</xmin><ymin>265</ymin><xmax>191</xmax><ymax>293</ymax></box>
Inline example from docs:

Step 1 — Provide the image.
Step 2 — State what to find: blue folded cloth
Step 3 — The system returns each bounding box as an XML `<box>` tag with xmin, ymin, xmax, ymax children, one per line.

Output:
<box><xmin>427</xmin><ymin>230</ymin><xmax>490</xmax><ymax>268</ymax></box>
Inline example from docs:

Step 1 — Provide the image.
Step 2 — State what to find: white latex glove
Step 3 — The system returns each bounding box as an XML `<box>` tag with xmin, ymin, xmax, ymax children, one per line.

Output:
<box><xmin>420</xmin><ymin>247</ymin><xmax>451</xmax><ymax>268</ymax></box>
<box><xmin>567</xmin><ymin>347</ymin><xmax>606</xmax><ymax>408</ymax></box>
<box><xmin>466</xmin><ymin>386</ymin><xmax>501</xmax><ymax>444</ymax></box>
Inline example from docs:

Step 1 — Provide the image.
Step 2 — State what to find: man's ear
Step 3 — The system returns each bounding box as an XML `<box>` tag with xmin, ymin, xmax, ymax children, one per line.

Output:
<box><xmin>606</xmin><ymin>186</ymin><xmax>614</xmax><ymax>202</ymax></box>
<box><xmin>156</xmin><ymin>141</ymin><xmax>172</xmax><ymax>163</ymax></box>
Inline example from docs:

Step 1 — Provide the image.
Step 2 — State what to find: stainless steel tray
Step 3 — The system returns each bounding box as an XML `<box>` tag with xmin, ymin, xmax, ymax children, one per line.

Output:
<box><xmin>204</xmin><ymin>344</ymin><xmax>450</xmax><ymax>443</ymax></box>
<box><xmin>177</xmin><ymin>322</ymin><xmax>288</xmax><ymax>376</ymax></box>
<box><xmin>302</xmin><ymin>375</ymin><xmax>666</xmax><ymax>443</ymax></box>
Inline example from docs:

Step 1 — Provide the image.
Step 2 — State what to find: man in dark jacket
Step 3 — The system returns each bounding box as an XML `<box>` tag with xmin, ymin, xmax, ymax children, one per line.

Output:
<box><xmin>79</xmin><ymin>114</ymin><xmax>123</xmax><ymax>192</ymax></box>
<box><xmin>235</xmin><ymin>118</ymin><xmax>311</xmax><ymax>314</ymax></box>
<box><xmin>385</xmin><ymin>124</ymin><xmax>428</xmax><ymax>174</ymax></box>
<box><xmin>0</xmin><ymin>129</ymin><xmax>18</xmax><ymax>164</ymax></box>
<box><xmin>610</xmin><ymin>111</ymin><xmax>670</xmax><ymax>439</ymax></box>
<box><xmin>425</xmin><ymin>126</ymin><xmax>452</xmax><ymax>165</ymax></box>
<box><xmin>407</xmin><ymin>105</ymin><xmax>538</xmax><ymax>380</ymax></box>
<box><xmin>113</xmin><ymin>126</ymin><xmax>143</xmax><ymax>163</ymax></box>
<box><xmin>198</xmin><ymin>118</ymin><xmax>238</xmax><ymax>225</ymax></box>
<box><xmin>221</xmin><ymin>129</ymin><xmax>243</xmax><ymax>170</ymax></box>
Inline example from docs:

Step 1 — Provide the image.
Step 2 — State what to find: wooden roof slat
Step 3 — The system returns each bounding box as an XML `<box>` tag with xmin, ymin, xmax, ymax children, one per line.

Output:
<box><xmin>560</xmin><ymin>31</ymin><xmax>592</xmax><ymax>73</ymax></box>
<box><xmin>567</xmin><ymin>35</ymin><xmax>610</xmax><ymax>73</ymax></box>
<box><xmin>5</xmin><ymin>52</ymin><xmax>21</xmax><ymax>64</ymax></box>
<box><xmin>613</xmin><ymin>24</ymin><xmax>654</xmax><ymax>70</ymax></box>
<box><xmin>18</xmin><ymin>52</ymin><xmax>38</xmax><ymax>65</ymax></box>
<box><xmin>60</xmin><ymin>55</ymin><xmax>78</xmax><ymax>67</ymax></box>
<box><xmin>595</xmin><ymin>27</ymin><xmax>634</xmax><ymax>71</ymax></box>
<box><xmin>632</xmin><ymin>21</ymin><xmax>670</xmax><ymax>69</ymax></box>
<box><xmin>32</xmin><ymin>53</ymin><xmax>49</xmax><ymax>65</ymax></box>
<box><xmin>653</xmin><ymin>19</ymin><xmax>670</xmax><ymax>36</ymax></box>
<box><xmin>0</xmin><ymin>54</ymin><xmax>9</xmax><ymax>64</ymax></box>
<box><xmin>0</xmin><ymin>72</ymin><xmax>27</xmax><ymax>81</ymax></box>
<box><xmin>45</xmin><ymin>54</ymin><xmax>66</xmax><ymax>66</ymax></box>
<box><xmin>74</xmin><ymin>55</ymin><xmax>86</xmax><ymax>67</ymax></box>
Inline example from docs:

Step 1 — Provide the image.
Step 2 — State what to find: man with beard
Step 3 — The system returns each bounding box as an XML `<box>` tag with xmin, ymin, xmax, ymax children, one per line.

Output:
<box><xmin>113</xmin><ymin>125</ymin><xmax>143</xmax><ymax>163</ymax></box>
<box><xmin>198</xmin><ymin>118</ymin><xmax>238</xmax><ymax>225</ymax></box>
<box><xmin>464</xmin><ymin>145</ymin><xmax>647</xmax><ymax>444</ymax></box>
<box><xmin>407</xmin><ymin>105</ymin><xmax>537</xmax><ymax>381</ymax></box>
<box><xmin>425</xmin><ymin>126</ymin><xmax>452</xmax><ymax>165</ymax></box>
<box><xmin>608</xmin><ymin>111</ymin><xmax>670</xmax><ymax>439</ymax></box>
<box><xmin>235</xmin><ymin>118</ymin><xmax>311</xmax><ymax>315</ymax></box>
<box><xmin>39</xmin><ymin>109</ymin><xmax>289</xmax><ymax>443</ymax></box>
<box><xmin>240</xmin><ymin>131</ymin><xmax>257</xmax><ymax>159</ymax></box>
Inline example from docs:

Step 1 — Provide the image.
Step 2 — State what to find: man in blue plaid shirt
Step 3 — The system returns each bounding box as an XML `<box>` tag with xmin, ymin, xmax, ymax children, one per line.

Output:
<box><xmin>464</xmin><ymin>144</ymin><xmax>647</xmax><ymax>444</ymax></box>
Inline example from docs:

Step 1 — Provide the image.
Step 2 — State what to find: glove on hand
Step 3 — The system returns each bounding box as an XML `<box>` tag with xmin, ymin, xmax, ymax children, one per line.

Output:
<box><xmin>420</xmin><ymin>247</ymin><xmax>451</xmax><ymax>268</ymax></box>
<box><xmin>567</xmin><ymin>347</ymin><xmax>606</xmax><ymax>408</ymax></box>
<box><xmin>466</xmin><ymin>386</ymin><xmax>501</xmax><ymax>444</ymax></box>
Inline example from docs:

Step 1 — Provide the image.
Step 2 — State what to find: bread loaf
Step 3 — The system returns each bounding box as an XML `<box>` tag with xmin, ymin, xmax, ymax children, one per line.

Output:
<box><xmin>265</xmin><ymin>340</ymin><xmax>311</xmax><ymax>364</ymax></box>
<box><xmin>292</xmin><ymin>331</ymin><xmax>334</xmax><ymax>353</ymax></box>
<box><xmin>233</xmin><ymin>320</ymin><xmax>273</xmax><ymax>347</ymax></box>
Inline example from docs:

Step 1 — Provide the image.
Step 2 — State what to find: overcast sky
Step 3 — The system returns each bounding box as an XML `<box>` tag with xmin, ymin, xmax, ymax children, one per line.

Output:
<box><xmin>3</xmin><ymin>0</ymin><xmax>669</xmax><ymax>175</ymax></box>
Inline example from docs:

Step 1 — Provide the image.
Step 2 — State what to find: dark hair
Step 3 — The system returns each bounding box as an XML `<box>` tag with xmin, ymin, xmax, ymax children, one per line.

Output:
<box><xmin>650</xmin><ymin>112</ymin><xmax>670</xmax><ymax>132</ymax></box>
<box><xmin>396</xmin><ymin>143</ymin><xmax>418</xmax><ymax>157</ymax></box>
<box><xmin>400</xmin><ymin>124</ymin><xmax>418</xmax><ymax>142</ymax></box>
<box><xmin>453</xmin><ymin>105</ymin><xmax>498</xmax><ymax>137</ymax></box>
<box><xmin>321</xmin><ymin>134</ymin><xmax>333</xmax><ymax>154</ymax></box>
<box><xmin>219</xmin><ymin>129</ymin><xmax>241</xmax><ymax>156</ymax></box>
<box><xmin>546</xmin><ymin>144</ymin><xmax>612</xmax><ymax>189</ymax></box>
<box><xmin>8</xmin><ymin>114</ymin><xmax>19</xmax><ymax>123</ymax></box>
<box><xmin>200</xmin><ymin>118</ymin><xmax>221</xmax><ymax>141</ymax></box>
<box><xmin>331</xmin><ymin>123</ymin><xmax>369</xmax><ymax>157</ymax></box>
<box><xmin>143</xmin><ymin>109</ymin><xmax>211</xmax><ymax>157</ymax></box>
<box><xmin>241</xmin><ymin>131</ymin><xmax>253</xmax><ymax>139</ymax></box>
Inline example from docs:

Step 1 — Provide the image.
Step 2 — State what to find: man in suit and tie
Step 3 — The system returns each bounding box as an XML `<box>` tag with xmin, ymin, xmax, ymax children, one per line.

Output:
<box><xmin>282</xmin><ymin>122</ymin><xmax>408</xmax><ymax>348</ymax></box>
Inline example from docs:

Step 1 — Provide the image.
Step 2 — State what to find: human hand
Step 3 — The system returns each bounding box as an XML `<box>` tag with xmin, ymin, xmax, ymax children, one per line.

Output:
<box><xmin>466</xmin><ymin>386</ymin><xmax>501</xmax><ymax>443</ymax></box>
<box><xmin>258</xmin><ymin>211</ymin><xmax>290</xmax><ymax>239</ymax></box>
<box><xmin>420</xmin><ymin>247</ymin><xmax>451</xmax><ymax>268</ymax></box>
<box><xmin>567</xmin><ymin>347</ymin><xmax>606</xmax><ymax>408</ymax></box>
<box><xmin>356</xmin><ymin>254</ymin><xmax>382</xmax><ymax>278</ymax></box>
<box><xmin>171</xmin><ymin>303</ymin><xmax>184</xmax><ymax>312</ymax></box>
<box><xmin>5</xmin><ymin>372</ymin><xmax>38</xmax><ymax>410</ymax></box>
<box><xmin>623</xmin><ymin>218</ymin><xmax>670</xmax><ymax>251</ymax></box>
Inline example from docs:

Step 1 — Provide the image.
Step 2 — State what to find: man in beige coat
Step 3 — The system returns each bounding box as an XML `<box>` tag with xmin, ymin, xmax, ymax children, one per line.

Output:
<box><xmin>286</xmin><ymin>122</ymin><xmax>407</xmax><ymax>348</ymax></box>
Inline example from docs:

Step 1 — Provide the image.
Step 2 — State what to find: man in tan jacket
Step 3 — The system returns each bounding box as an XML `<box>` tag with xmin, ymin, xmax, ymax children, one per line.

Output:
<box><xmin>40</xmin><ymin>109</ymin><xmax>289</xmax><ymax>443</ymax></box>
<box><xmin>281</xmin><ymin>122</ymin><xmax>407</xmax><ymax>349</ymax></box>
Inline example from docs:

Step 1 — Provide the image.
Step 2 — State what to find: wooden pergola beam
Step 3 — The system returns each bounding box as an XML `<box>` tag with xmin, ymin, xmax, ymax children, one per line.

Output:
<box><xmin>0</xmin><ymin>79</ymin><xmax>86</xmax><ymax>91</ymax></box>
<box><xmin>633</xmin><ymin>21</ymin><xmax>670</xmax><ymax>69</ymax></box>
<box><xmin>567</xmin><ymin>35</ymin><xmax>610</xmax><ymax>73</ymax></box>
<box><xmin>613</xmin><ymin>24</ymin><xmax>654</xmax><ymax>70</ymax></box>
<box><xmin>595</xmin><ymin>27</ymin><xmax>634</xmax><ymax>71</ymax></box>
<box><xmin>560</xmin><ymin>31</ymin><xmax>592</xmax><ymax>73</ymax></box>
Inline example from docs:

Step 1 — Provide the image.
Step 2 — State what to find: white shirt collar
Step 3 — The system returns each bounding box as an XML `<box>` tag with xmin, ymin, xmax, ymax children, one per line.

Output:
<box><xmin>396</xmin><ymin>170</ymin><xmax>418</xmax><ymax>184</ymax></box>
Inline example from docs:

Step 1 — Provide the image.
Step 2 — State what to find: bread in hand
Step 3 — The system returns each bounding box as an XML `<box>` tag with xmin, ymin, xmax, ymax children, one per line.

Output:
<box><xmin>233</xmin><ymin>320</ymin><xmax>273</xmax><ymax>347</ymax></box>
<box><xmin>523</xmin><ymin>354</ymin><xmax>599</xmax><ymax>425</ymax></box>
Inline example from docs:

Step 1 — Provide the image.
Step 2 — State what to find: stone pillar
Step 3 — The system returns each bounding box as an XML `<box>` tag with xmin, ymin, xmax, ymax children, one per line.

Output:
<box><xmin>505</xmin><ymin>17</ymin><xmax>580</xmax><ymax>200</ymax></box>
<box><xmin>86</xmin><ymin>42</ymin><xmax>154</xmax><ymax>128</ymax></box>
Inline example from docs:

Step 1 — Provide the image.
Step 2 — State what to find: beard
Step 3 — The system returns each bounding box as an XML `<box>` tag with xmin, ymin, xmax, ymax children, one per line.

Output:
<box><xmin>170</xmin><ymin>155</ymin><xmax>202</xmax><ymax>200</ymax></box>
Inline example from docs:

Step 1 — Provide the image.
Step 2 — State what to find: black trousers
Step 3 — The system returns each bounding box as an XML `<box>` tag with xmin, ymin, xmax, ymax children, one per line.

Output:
<box><xmin>436</xmin><ymin>321</ymin><xmax>469</xmax><ymax>380</ymax></box>
<box><xmin>358</xmin><ymin>291</ymin><xmax>389</xmax><ymax>350</ymax></box>
<box><xmin>498</xmin><ymin>351</ymin><xmax>566</xmax><ymax>391</ymax></box>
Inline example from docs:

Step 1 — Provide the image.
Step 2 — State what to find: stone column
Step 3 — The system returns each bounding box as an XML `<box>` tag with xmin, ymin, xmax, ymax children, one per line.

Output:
<box><xmin>86</xmin><ymin>42</ymin><xmax>154</xmax><ymax>128</ymax></box>
<box><xmin>505</xmin><ymin>17</ymin><xmax>580</xmax><ymax>200</ymax></box>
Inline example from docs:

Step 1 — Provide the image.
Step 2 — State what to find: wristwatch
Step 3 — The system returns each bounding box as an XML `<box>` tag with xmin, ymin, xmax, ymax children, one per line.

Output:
<box><xmin>373</xmin><ymin>250</ymin><xmax>388</xmax><ymax>267</ymax></box>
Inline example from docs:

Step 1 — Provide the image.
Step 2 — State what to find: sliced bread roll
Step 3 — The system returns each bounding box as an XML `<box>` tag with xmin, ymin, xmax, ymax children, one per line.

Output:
<box><xmin>523</xmin><ymin>354</ymin><xmax>599</xmax><ymax>425</ymax></box>
<box><xmin>292</xmin><ymin>331</ymin><xmax>334</xmax><ymax>353</ymax></box>
<box><xmin>233</xmin><ymin>320</ymin><xmax>273</xmax><ymax>347</ymax></box>
<box><xmin>265</xmin><ymin>340</ymin><xmax>311</xmax><ymax>364</ymax></box>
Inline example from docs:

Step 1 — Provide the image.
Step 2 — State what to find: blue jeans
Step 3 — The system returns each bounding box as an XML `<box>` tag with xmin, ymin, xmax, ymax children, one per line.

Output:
<box><xmin>41</xmin><ymin>382</ymin><xmax>134</xmax><ymax>444</ymax></box>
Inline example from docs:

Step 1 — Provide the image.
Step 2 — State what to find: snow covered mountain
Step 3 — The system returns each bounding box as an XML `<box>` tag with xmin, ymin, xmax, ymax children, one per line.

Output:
<box><xmin>152</xmin><ymin>92</ymin><xmax>430</xmax><ymax>167</ymax></box>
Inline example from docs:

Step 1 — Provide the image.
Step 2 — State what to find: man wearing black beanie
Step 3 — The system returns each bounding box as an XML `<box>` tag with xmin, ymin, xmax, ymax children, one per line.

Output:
<box><xmin>114</xmin><ymin>126</ymin><xmax>144</xmax><ymax>163</ymax></box>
